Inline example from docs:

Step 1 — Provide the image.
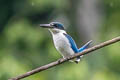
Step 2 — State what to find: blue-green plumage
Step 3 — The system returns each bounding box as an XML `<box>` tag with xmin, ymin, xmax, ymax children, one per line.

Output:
<box><xmin>40</xmin><ymin>22</ymin><xmax>92</xmax><ymax>63</ymax></box>
<box><xmin>63</xmin><ymin>33</ymin><xmax>92</xmax><ymax>61</ymax></box>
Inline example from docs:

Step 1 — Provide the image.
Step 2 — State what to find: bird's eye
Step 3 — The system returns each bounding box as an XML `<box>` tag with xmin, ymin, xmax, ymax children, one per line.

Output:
<box><xmin>51</xmin><ymin>24</ymin><xmax>57</xmax><ymax>27</ymax></box>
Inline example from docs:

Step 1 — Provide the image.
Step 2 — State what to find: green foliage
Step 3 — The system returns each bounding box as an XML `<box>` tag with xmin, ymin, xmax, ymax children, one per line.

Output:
<box><xmin>0</xmin><ymin>0</ymin><xmax>120</xmax><ymax>80</ymax></box>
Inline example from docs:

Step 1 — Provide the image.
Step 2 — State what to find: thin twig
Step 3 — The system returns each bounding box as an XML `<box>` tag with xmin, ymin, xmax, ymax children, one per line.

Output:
<box><xmin>9</xmin><ymin>36</ymin><xmax>120</xmax><ymax>80</ymax></box>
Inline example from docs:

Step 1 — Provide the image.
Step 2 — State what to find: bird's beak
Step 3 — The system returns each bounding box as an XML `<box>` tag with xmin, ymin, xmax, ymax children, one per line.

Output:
<box><xmin>40</xmin><ymin>24</ymin><xmax>53</xmax><ymax>28</ymax></box>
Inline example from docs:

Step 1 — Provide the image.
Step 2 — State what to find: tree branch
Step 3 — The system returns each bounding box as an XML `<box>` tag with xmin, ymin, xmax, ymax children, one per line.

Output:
<box><xmin>9</xmin><ymin>36</ymin><xmax>120</xmax><ymax>80</ymax></box>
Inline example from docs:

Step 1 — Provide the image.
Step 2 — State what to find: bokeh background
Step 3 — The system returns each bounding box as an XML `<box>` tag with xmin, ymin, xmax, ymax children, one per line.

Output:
<box><xmin>0</xmin><ymin>0</ymin><xmax>120</xmax><ymax>80</ymax></box>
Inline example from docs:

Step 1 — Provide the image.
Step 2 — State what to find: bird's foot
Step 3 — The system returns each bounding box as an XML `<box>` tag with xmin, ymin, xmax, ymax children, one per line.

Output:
<box><xmin>58</xmin><ymin>58</ymin><xmax>62</xmax><ymax>63</ymax></box>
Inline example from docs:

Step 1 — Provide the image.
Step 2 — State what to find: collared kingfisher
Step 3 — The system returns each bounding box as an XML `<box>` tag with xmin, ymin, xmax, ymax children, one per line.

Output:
<box><xmin>40</xmin><ymin>22</ymin><xmax>92</xmax><ymax>63</ymax></box>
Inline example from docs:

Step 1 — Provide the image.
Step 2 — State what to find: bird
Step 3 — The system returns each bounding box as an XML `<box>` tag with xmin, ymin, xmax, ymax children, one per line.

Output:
<box><xmin>40</xmin><ymin>22</ymin><xmax>92</xmax><ymax>63</ymax></box>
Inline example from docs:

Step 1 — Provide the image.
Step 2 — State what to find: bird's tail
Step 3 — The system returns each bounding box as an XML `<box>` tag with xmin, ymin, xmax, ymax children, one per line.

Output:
<box><xmin>74</xmin><ymin>55</ymin><xmax>83</xmax><ymax>64</ymax></box>
<box><xmin>74</xmin><ymin>58</ymin><xmax>80</xmax><ymax>64</ymax></box>
<box><xmin>75</xmin><ymin>40</ymin><xmax>92</xmax><ymax>64</ymax></box>
<box><xmin>78</xmin><ymin>40</ymin><xmax>92</xmax><ymax>52</ymax></box>
<box><xmin>69</xmin><ymin>56</ymin><xmax>83</xmax><ymax>64</ymax></box>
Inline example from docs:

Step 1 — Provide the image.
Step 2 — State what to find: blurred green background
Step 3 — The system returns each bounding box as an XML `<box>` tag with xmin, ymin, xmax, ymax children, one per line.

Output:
<box><xmin>0</xmin><ymin>0</ymin><xmax>120</xmax><ymax>80</ymax></box>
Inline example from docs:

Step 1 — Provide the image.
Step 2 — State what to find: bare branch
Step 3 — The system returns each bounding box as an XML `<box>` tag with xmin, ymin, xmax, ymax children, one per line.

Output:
<box><xmin>9</xmin><ymin>36</ymin><xmax>120</xmax><ymax>80</ymax></box>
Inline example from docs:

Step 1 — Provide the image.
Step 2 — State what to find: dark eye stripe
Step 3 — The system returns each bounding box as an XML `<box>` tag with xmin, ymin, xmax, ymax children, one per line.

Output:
<box><xmin>50</xmin><ymin>22</ymin><xmax>65</xmax><ymax>30</ymax></box>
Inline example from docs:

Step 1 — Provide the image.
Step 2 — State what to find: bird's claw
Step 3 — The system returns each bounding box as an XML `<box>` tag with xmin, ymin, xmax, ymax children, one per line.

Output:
<box><xmin>58</xmin><ymin>58</ymin><xmax>62</xmax><ymax>63</ymax></box>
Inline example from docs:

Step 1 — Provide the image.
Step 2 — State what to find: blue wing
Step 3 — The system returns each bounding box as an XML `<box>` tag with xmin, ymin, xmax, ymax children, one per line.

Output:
<box><xmin>63</xmin><ymin>33</ymin><xmax>92</xmax><ymax>63</ymax></box>
<box><xmin>63</xmin><ymin>33</ymin><xmax>92</xmax><ymax>53</ymax></box>
<box><xmin>63</xmin><ymin>33</ymin><xmax>79</xmax><ymax>53</ymax></box>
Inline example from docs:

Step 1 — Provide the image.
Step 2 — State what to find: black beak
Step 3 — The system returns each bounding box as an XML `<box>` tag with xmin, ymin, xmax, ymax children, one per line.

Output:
<box><xmin>40</xmin><ymin>24</ymin><xmax>53</xmax><ymax>28</ymax></box>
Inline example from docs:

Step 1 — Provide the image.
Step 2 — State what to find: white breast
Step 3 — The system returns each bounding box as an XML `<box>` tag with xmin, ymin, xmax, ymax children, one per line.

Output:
<box><xmin>51</xmin><ymin>31</ymin><xmax>74</xmax><ymax>58</ymax></box>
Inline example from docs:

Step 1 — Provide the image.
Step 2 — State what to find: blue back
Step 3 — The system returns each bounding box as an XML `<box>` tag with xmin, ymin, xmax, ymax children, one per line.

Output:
<box><xmin>63</xmin><ymin>33</ymin><xmax>79</xmax><ymax>53</ymax></box>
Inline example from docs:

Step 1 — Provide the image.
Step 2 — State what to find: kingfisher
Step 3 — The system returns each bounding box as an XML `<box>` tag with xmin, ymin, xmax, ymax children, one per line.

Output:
<box><xmin>40</xmin><ymin>22</ymin><xmax>92</xmax><ymax>63</ymax></box>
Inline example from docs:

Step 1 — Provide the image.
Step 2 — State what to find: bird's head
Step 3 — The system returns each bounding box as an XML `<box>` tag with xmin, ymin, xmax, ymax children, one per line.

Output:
<box><xmin>40</xmin><ymin>22</ymin><xmax>65</xmax><ymax>33</ymax></box>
